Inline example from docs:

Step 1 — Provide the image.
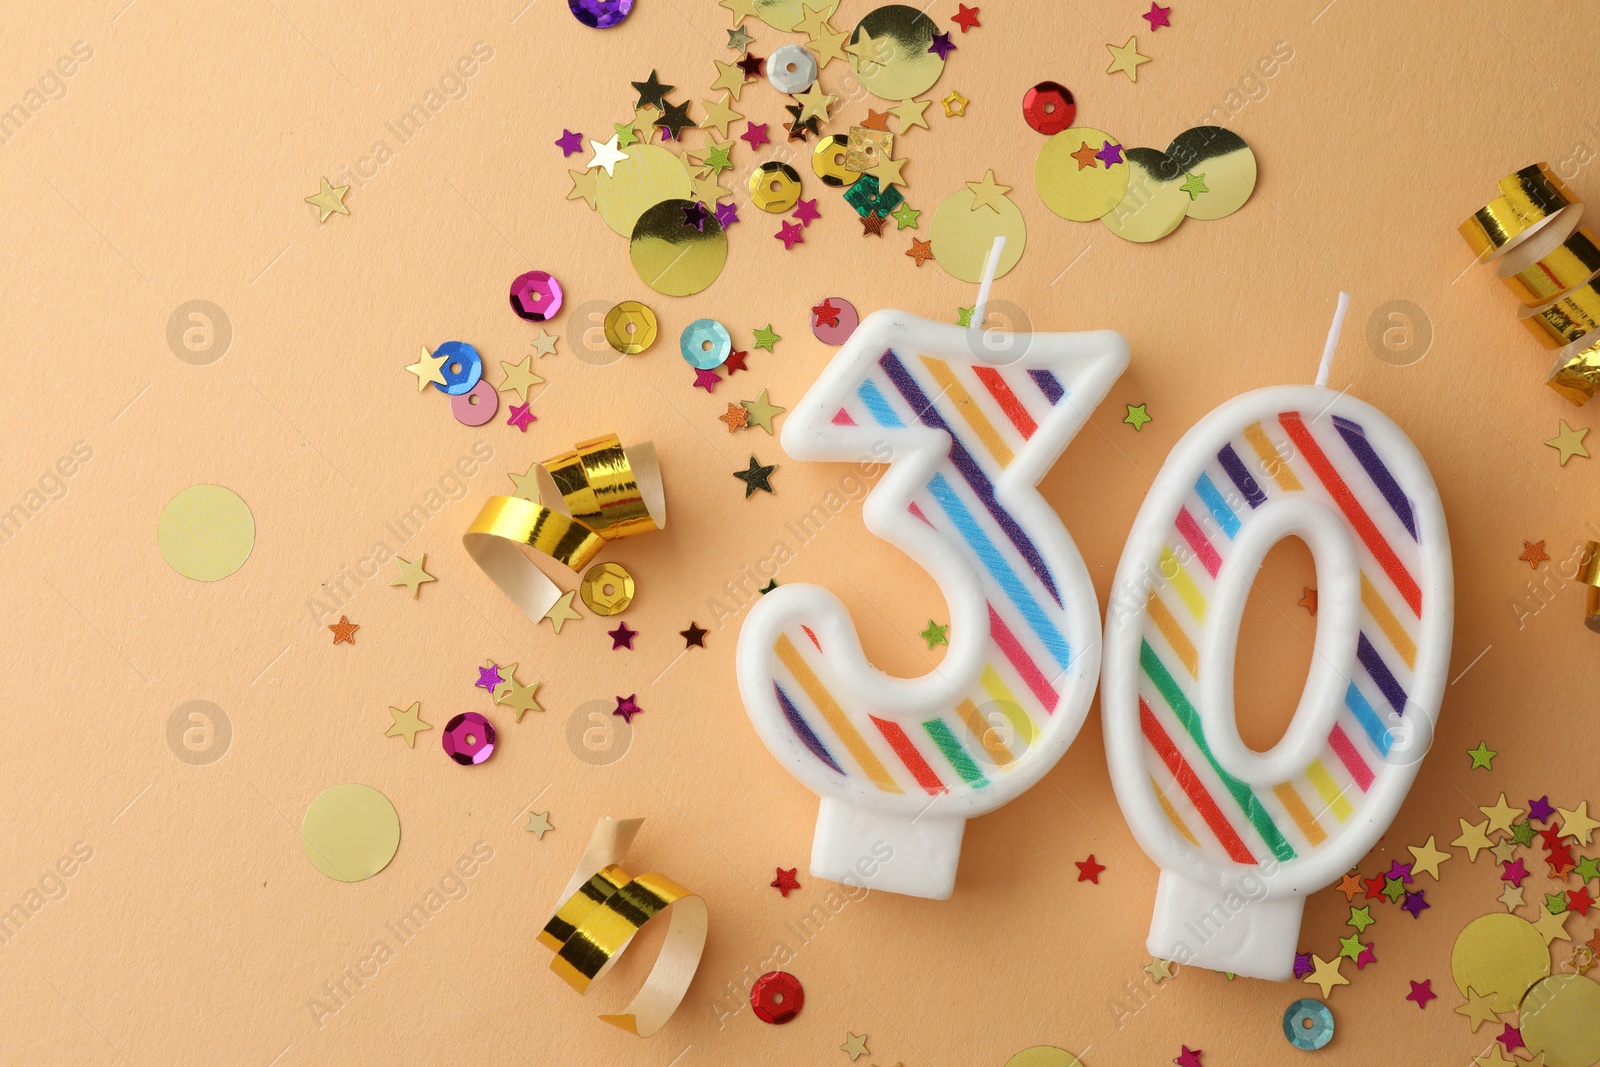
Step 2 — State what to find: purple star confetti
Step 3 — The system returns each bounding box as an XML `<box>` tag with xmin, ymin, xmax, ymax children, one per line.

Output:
<box><xmin>1097</xmin><ymin>141</ymin><xmax>1125</xmax><ymax>166</ymax></box>
<box><xmin>775</xmin><ymin>220</ymin><xmax>804</xmax><ymax>249</ymax></box>
<box><xmin>1401</xmin><ymin>890</ymin><xmax>1429</xmax><ymax>918</ymax></box>
<box><xmin>613</xmin><ymin>694</ymin><xmax>642</xmax><ymax>723</ymax></box>
<box><xmin>928</xmin><ymin>30</ymin><xmax>956</xmax><ymax>58</ymax></box>
<box><xmin>1528</xmin><ymin>796</ymin><xmax>1556</xmax><ymax>823</ymax></box>
<box><xmin>555</xmin><ymin>129</ymin><xmax>584</xmax><ymax>156</ymax></box>
<box><xmin>1293</xmin><ymin>952</ymin><xmax>1313</xmax><ymax>978</ymax></box>
<box><xmin>507</xmin><ymin>400</ymin><xmax>536</xmax><ymax>431</ymax></box>
<box><xmin>792</xmin><ymin>197</ymin><xmax>821</xmax><ymax>226</ymax></box>
<box><xmin>476</xmin><ymin>665</ymin><xmax>504</xmax><ymax>691</ymax></box>
<box><xmin>1386</xmin><ymin>860</ymin><xmax>1413</xmax><ymax>884</ymax></box>
<box><xmin>715</xmin><ymin>201</ymin><xmax>740</xmax><ymax>228</ymax></box>
<box><xmin>608</xmin><ymin>621</ymin><xmax>637</xmax><ymax>650</ymax></box>
<box><xmin>693</xmin><ymin>367</ymin><xmax>722</xmax><ymax>393</ymax></box>
<box><xmin>682</xmin><ymin>200</ymin><xmax>710</xmax><ymax>231</ymax></box>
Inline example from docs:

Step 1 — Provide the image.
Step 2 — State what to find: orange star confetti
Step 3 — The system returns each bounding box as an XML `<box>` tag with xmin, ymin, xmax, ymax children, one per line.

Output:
<box><xmin>1336</xmin><ymin>871</ymin><xmax>1362</xmax><ymax>901</ymax></box>
<box><xmin>906</xmin><ymin>237</ymin><xmax>934</xmax><ymax>265</ymax></box>
<box><xmin>1518</xmin><ymin>540</ymin><xmax>1549</xmax><ymax>568</ymax></box>
<box><xmin>860</xmin><ymin>108</ymin><xmax>891</xmax><ymax>131</ymax></box>
<box><xmin>719</xmin><ymin>403</ymin><xmax>750</xmax><ymax>431</ymax></box>
<box><xmin>329</xmin><ymin>616</ymin><xmax>359</xmax><ymax>644</ymax></box>
<box><xmin>1071</xmin><ymin>141</ymin><xmax>1100</xmax><ymax>170</ymax></box>
<box><xmin>1299</xmin><ymin>587</ymin><xmax>1318</xmax><ymax>615</ymax></box>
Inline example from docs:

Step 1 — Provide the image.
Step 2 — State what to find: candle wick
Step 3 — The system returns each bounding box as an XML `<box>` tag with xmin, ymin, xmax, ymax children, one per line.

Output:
<box><xmin>1316</xmin><ymin>291</ymin><xmax>1352</xmax><ymax>388</ymax></box>
<box><xmin>972</xmin><ymin>235</ymin><xmax>1007</xmax><ymax>329</ymax></box>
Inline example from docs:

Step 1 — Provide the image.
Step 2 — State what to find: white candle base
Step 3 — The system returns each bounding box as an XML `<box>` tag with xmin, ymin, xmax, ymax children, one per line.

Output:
<box><xmin>1147</xmin><ymin>870</ymin><xmax>1303</xmax><ymax>980</ymax></box>
<box><xmin>812</xmin><ymin>798</ymin><xmax>966</xmax><ymax>900</ymax></box>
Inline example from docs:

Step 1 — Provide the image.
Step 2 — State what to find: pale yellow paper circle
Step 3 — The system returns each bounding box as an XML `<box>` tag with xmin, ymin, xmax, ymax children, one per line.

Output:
<box><xmin>157</xmin><ymin>484</ymin><xmax>255</xmax><ymax>582</ymax></box>
<box><xmin>1450</xmin><ymin>912</ymin><xmax>1550</xmax><ymax>1012</ymax></box>
<box><xmin>1035</xmin><ymin>127</ymin><xmax>1129</xmax><ymax>222</ymax></box>
<box><xmin>595</xmin><ymin>144</ymin><xmax>692</xmax><ymax>238</ymax></box>
<box><xmin>1102</xmin><ymin>147</ymin><xmax>1191</xmax><ymax>243</ymax></box>
<box><xmin>301</xmin><ymin>784</ymin><xmax>402</xmax><ymax>883</ymax></box>
<box><xmin>1166</xmin><ymin>126</ymin><xmax>1258</xmax><ymax>221</ymax></box>
<box><xmin>754</xmin><ymin>0</ymin><xmax>836</xmax><ymax>31</ymax></box>
<box><xmin>1005</xmin><ymin>1047</ymin><xmax>1086</xmax><ymax>1067</ymax></box>
<box><xmin>1519</xmin><ymin>974</ymin><xmax>1600</xmax><ymax>1067</ymax></box>
<box><xmin>847</xmin><ymin>4</ymin><xmax>945</xmax><ymax>101</ymax></box>
<box><xmin>930</xmin><ymin>187</ymin><xmax>1026</xmax><ymax>283</ymax></box>
<box><xmin>629</xmin><ymin>199</ymin><xmax>728</xmax><ymax>296</ymax></box>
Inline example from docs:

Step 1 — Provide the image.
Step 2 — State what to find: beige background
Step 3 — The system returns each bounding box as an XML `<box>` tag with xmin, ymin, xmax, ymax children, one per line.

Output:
<box><xmin>3</xmin><ymin>0</ymin><xmax>1598</xmax><ymax>1063</ymax></box>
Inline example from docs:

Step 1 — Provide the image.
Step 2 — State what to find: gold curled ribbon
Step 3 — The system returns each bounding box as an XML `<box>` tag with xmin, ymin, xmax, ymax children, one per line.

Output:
<box><xmin>1521</xmin><ymin>279</ymin><xmax>1600</xmax><ymax>349</ymax></box>
<box><xmin>1498</xmin><ymin>221</ymin><xmax>1600</xmax><ymax>307</ymax></box>
<box><xmin>462</xmin><ymin>433</ymin><xmax>666</xmax><ymax>625</ymax></box>
<box><xmin>1459</xmin><ymin>163</ymin><xmax>1580</xmax><ymax>262</ymax></box>
<box><xmin>1547</xmin><ymin>329</ymin><xmax>1600</xmax><ymax>405</ymax></box>
<box><xmin>1578</xmin><ymin>541</ymin><xmax>1600</xmax><ymax>633</ymax></box>
<box><xmin>539</xmin><ymin>817</ymin><xmax>708</xmax><ymax>1038</ymax></box>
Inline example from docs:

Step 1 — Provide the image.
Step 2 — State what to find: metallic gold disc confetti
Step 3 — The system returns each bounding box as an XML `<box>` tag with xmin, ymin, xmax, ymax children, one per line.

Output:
<box><xmin>580</xmin><ymin>561</ymin><xmax>636</xmax><ymax>615</ymax></box>
<box><xmin>1004</xmin><ymin>1048</ymin><xmax>1086</xmax><ymax>1067</ymax></box>
<box><xmin>1101</xmin><ymin>147</ymin><xmax>1190</xmax><ymax>243</ymax></box>
<box><xmin>929</xmin><ymin>185</ymin><xmax>1026</xmax><ymax>282</ymax></box>
<box><xmin>595</xmin><ymin>143</ymin><xmax>694</xmax><ymax>238</ymax></box>
<box><xmin>300</xmin><ymin>783</ymin><xmax>401</xmax><ymax>883</ymax></box>
<box><xmin>629</xmin><ymin>199</ymin><xmax>728</xmax><ymax>296</ymax></box>
<box><xmin>1165</xmin><ymin>126</ymin><xmax>1257</xmax><ymax>220</ymax></box>
<box><xmin>847</xmin><ymin>4</ymin><xmax>945</xmax><ymax>101</ymax></box>
<box><xmin>1034</xmin><ymin>127</ymin><xmax>1129</xmax><ymax>222</ymax></box>
<box><xmin>750</xmin><ymin>161</ymin><xmax>803</xmax><ymax>213</ymax></box>
<box><xmin>812</xmin><ymin>134</ymin><xmax>860</xmax><ymax>187</ymax></box>
<box><xmin>1450</xmin><ymin>912</ymin><xmax>1551</xmax><ymax>1012</ymax></box>
<box><xmin>157</xmin><ymin>484</ymin><xmax>255</xmax><ymax>582</ymax></box>
<box><xmin>604</xmin><ymin>300</ymin><xmax>658</xmax><ymax>354</ymax></box>
<box><xmin>1518</xmin><ymin>975</ymin><xmax>1600</xmax><ymax>1067</ymax></box>
<box><xmin>754</xmin><ymin>0</ymin><xmax>837</xmax><ymax>31</ymax></box>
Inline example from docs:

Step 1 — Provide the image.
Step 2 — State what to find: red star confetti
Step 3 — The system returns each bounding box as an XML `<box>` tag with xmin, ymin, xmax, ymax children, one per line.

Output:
<box><xmin>740</xmin><ymin>121</ymin><xmax>769</xmax><ymax>149</ymax></box>
<box><xmin>1173</xmin><ymin>1046</ymin><xmax>1203</xmax><ymax>1067</ymax></box>
<box><xmin>723</xmin><ymin>350</ymin><xmax>749</xmax><ymax>374</ymax></box>
<box><xmin>793</xmin><ymin>198</ymin><xmax>821</xmax><ymax>225</ymax></box>
<box><xmin>507</xmin><ymin>400</ymin><xmax>536</xmax><ymax>430</ymax></box>
<box><xmin>1075</xmin><ymin>855</ymin><xmax>1106</xmax><ymax>883</ymax></box>
<box><xmin>329</xmin><ymin>616</ymin><xmax>359</xmax><ymax>644</ymax></box>
<box><xmin>812</xmin><ymin>299</ymin><xmax>842</xmax><ymax>327</ymax></box>
<box><xmin>1518</xmin><ymin>539</ymin><xmax>1549</xmax><ymax>567</ymax></box>
<box><xmin>1406</xmin><ymin>979</ymin><xmax>1437</xmax><ymax>1008</ymax></box>
<box><xmin>693</xmin><ymin>367</ymin><xmax>722</xmax><ymax>393</ymax></box>
<box><xmin>1299</xmin><ymin>588</ymin><xmax>1318</xmax><ymax>615</ymax></box>
<box><xmin>1142</xmin><ymin>2</ymin><xmax>1172</xmax><ymax>29</ymax></box>
<box><xmin>775</xmin><ymin>220</ymin><xmax>805</xmax><ymax>249</ymax></box>
<box><xmin>951</xmin><ymin>3</ymin><xmax>980</xmax><ymax>31</ymax></box>
<box><xmin>770</xmin><ymin>867</ymin><xmax>801</xmax><ymax>896</ymax></box>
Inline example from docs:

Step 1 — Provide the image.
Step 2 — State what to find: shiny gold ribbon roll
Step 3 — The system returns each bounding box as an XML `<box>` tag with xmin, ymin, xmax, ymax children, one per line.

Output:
<box><xmin>1578</xmin><ymin>541</ymin><xmax>1600</xmax><ymax>633</ymax></box>
<box><xmin>462</xmin><ymin>433</ymin><xmax>666</xmax><ymax>626</ymax></box>
<box><xmin>539</xmin><ymin>818</ymin><xmax>708</xmax><ymax>1038</ymax></box>
<box><xmin>1499</xmin><ymin>224</ymin><xmax>1600</xmax><ymax>306</ymax></box>
<box><xmin>1521</xmin><ymin>278</ymin><xmax>1600</xmax><ymax>349</ymax></box>
<box><xmin>1460</xmin><ymin>163</ymin><xmax>1580</xmax><ymax>262</ymax></box>
<box><xmin>1547</xmin><ymin>329</ymin><xmax>1600</xmax><ymax>405</ymax></box>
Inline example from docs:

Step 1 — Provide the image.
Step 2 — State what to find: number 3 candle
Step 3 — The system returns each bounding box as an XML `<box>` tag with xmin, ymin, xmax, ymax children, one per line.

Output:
<box><xmin>1101</xmin><ymin>295</ymin><xmax>1453</xmax><ymax>979</ymax></box>
<box><xmin>737</xmin><ymin>243</ymin><xmax>1129</xmax><ymax>899</ymax></box>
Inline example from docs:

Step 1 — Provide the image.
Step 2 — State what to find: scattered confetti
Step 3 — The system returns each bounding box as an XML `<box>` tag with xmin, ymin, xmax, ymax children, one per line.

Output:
<box><xmin>391</xmin><ymin>554</ymin><xmax>435</xmax><ymax>598</ymax></box>
<box><xmin>1143</xmin><ymin>2</ymin><xmax>1172</xmax><ymax>29</ymax></box>
<box><xmin>1105</xmin><ymin>36</ymin><xmax>1151</xmax><ymax>81</ymax></box>
<box><xmin>1173</xmin><ymin>1046</ymin><xmax>1202</xmax><ymax>1067</ymax></box>
<box><xmin>555</xmin><ymin>129</ymin><xmax>584</xmax><ymax>155</ymax></box>
<box><xmin>920</xmin><ymin>620</ymin><xmax>949</xmax><ymax>648</ymax></box>
<box><xmin>840</xmin><ymin>1032</ymin><xmax>869</xmax><ymax>1061</ymax></box>
<box><xmin>305</xmin><ymin>177</ymin><xmax>350</xmax><ymax>221</ymax></box>
<box><xmin>1469</xmin><ymin>740</ymin><xmax>1497</xmax><ymax>770</ymax></box>
<box><xmin>741</xmin><ymin>390</ymin><xmax>785</xmax><ymax>433</ymax></box>
<box><xmin>530</xmin><ymin>329</ymin><xmax>559</xmax><ymax>357</ymax></box>
<box><xmin>752</xmin><ymin>324</ymin><xmax>782</xmax><ymax>351</ymax></box>
<box><xmin>771</xmin><ymin>867</ymin><xmax>801</xmax><ymax>896</ymax></box>
<box><xmin>1545</xmin><ymin>420</ymin><xmax>1590</xmax><ymax>464</ymax></box>
<box><xmin>543</xmin><ymin>590</ymin><xmax>582</xmax><ymax>633</ymax></box>
<box><xmin>386</xmin><ymin>702</ymin><xmax>432</xmax><ymax>747</ymax></box>
<box><xmin>941</xmin><ymin>90</ymin><xmax>968</xmax><ymax>117</ymax></box>
<box><xmin>1124</xmin><ymin>403</ymin><xmax>1151</xmax><ymax>430</ymax></box>
<box><xmin>734</xmin><ymin>454</ymin><xmax>778</xmax><ymax>496</ymax></box>
<box><xmin>608</xmin><ymin>621</ymin><xmax>638</xmax><ymax>650</ymax></box>
<box><xmin>1304</xmin><ymin>954</ymin><xmax>1348</xmax><ymax>997</ymax></box>
<box><xmin>613</xmin><ymin>694</ymin><xmax>643</xmax><ymax>724</ymax></box>
<box><xmin>694</xmin><ymin>367</ymin><xmax>723</xmax><ymax>393</ymax></box>
<box><xmin>525</xmin><ymin>810</ymin><xmax>553</xmax><ymax>838</ymax></box>
<box><xmin>951</xmin><ymin>3</ymin><xmax>980</xmax><ymax>31</ymax></box>
<box><xmin>906</xmin><ymin>237</ymin><xmax>935</xmax><ymax>265</ymax></box>
<box><xmin>507</xmin><ymin>400</ymin><xmax>536</xmax><ymax>430</ymax></box>
<box><xmin>1075</xmin><ymin>855</ymin><xmax>1105</xmax><ymax>884</ymax></box>
<box><xmin>720</xmin><ymin>403</ymin><xmax>751</xmax><ymax>431</ymax></box>
<box><xmin>1299</xmin><ymin>587</ymin><xmax>1318</xmax><ymax>614</ymax></box>
<box><xmin>680</xmin><ymin>622</ymin><xmax>708</xmax><ymax>648</ymax></box>
<box><xmin>329</xmin><ymin>616</ymin><xmax>359</xmax><ymax>644</ymax></box>
<box><xmin>1518</xmin><ymin>539</ymin><xmax>1549</xmax><ymax>567</ymax></box>
<box><xmin>1407</xmin><ymin>979</ymin><xmax>1437</xmax><ymax>1008</ymax></box>
<box><xmin>1145</xmin><ymin>958</ymin><xmax>1175</xmax><ymax>982</ymax></box>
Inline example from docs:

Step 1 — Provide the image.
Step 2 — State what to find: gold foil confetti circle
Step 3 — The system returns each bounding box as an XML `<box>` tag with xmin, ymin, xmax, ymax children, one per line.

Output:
<box><xmin>1520</xmin><ymin>278</ymin><xmax>1600</xmax><ymax>349</ymax></box>
<box><xmin>1459</xmin><ymin>162</ymin><xmax>1581</xmax><ymax>263</ymax></box>
<box><xmin>930</xmin><ymin>186</ymin><xmax>1026</xmax><ymax>283</ymax></box>
<box><xmin>595</xmin><ymin>143</ymin><xmax>694</xmax><ymax>238</ymax></box>
<box><xmin>1547</xmin><ymin>329</ymin><xmax>1600</xmax><ymax>405</ymax></box>
<box><xmin>157</xmin><ymin>484</ymin><xmax>255</xmax><ymax>582</ymax></box>
<box><xmin>1165</xmin><ymin>126</ymin><xmax>1257</xmax><ymax>221</ymax></box>
<box><xmin>1034</xmin><ymin>127</ymin><xmax>1129</xmax><ymax>222</ymax></box>
<box><xmin>754</xmin><ymin>0</ymin><xmax>837</xmax><ymax>31</ymax></box>
<box><xmin>1518</xmin><ymin>975</ymin><xmax>1600</xmax><ymax>1067</ymax></box>
<box><xmin>847</xmin><ymin>4</ymin><xmax>945</xmax><ymax>101</ymax></box>
<box><xmin>1450</xmin><ymin>912</ymin><xmax>1551</xmax><ymax>1012</ymax></box>
<box><xmin>580</xmin><ymin>562</ymin><xmax>635</xmax><ymax>615</ymax></box>
<box><xmin>604</xmin><ymin>300</ymin><xmax>658</xmax><ymax>354</ymax></box>
<box><xmin>1004</xmin><ymin>1048</ymin><xmax>1086</xmax><ymax>1067</ymax></box>
<box><xmin>629</xmin><ymin>198</ymin><xmax>728</xmax><ymax>296</ymax></box>
<box><xmin>539</xmin><ymin>817</ymin><xmax>708</xmax><ymax>1038</ymax></box>
<box><xmin>750</xmin><ymin>161</ymin><xmax>803</xmax><ymax>213</ymax></box>
<box><xmin>301</xmin><ymin>784</ymin><xmax>401</xmax><ymax>883</ymax></box>
<box><xmin>812</xmin><ymin>134</ymin><xmax>860</xmax><ymax>188</ymax></box>
<box><xmin>1102</xmin><ymin>147</ymin><xmax>1191</xmax><ymax>243</ymax></box>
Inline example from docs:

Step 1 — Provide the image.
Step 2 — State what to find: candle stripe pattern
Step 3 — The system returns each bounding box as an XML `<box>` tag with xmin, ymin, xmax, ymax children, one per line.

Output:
<box><xmin>1136</xmin><ymin>410</ymin><xmax>1425</xmax><ymax>864</ymax></box>
<box><xmin>761</xmin><ymin>348</ymin><xmax>1084</xmax><ymax>798</ymax></box>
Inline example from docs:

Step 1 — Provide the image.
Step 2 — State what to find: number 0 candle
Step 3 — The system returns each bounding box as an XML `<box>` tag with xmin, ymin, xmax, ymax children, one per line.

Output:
<box><xmin>1101</xmin><ymin>295</ymin><xmax>1453</xmax><ymax>979</ymax></box>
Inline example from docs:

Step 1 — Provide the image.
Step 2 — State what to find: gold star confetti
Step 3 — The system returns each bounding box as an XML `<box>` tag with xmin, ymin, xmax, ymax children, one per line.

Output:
<box><xmin>525</xmin><ymin>810</ymin><xmax>553</xmax><ymax>838</ymax></box>
<box><xmin>719</xmin><ymin>0</ymin><xmax>758</xmax><ymax>22</ymax></box>
<box><xmin>840</xmin><ymin>1032</ymin><xmax>869</xmax><ymax>1060</ymax></box>
<box><xmin>1408</xmin><ymin>835</ymin><xmax>1451</xmax><ymax>880</ymax></box>
<box><xmin>1532</xmin><ymin>907</ymin><xmax>1572</xmax><ymax>945</ymax></box>
<box><xmin>741</xmin><ymin>389</ymin><xmax>785</xmax><ymax>434</ymax></box>
<box><xmin>869</xmin><ymin>153</ymin><xmax>907</xmax><ymax>189</ymax></box>
<box><xmin>941</xmin><ymin>90</ymin><xmax>969</xmax><ymax>116</ymax></box>
<box><xmin>1455</xmin><ymin>988</ymin><xmax>1501</xmax><ymax>1031</ymax></box>
<box><xmin>1454</xmin><ymin>818</ymin><xmax>1493</xmax><ymax>860</ymax></box>
<box><xmin>891</xmin><ymin>96</ymin><xmax>931</xmax><ymax>133</ymax></box>
<box><xmin>1473</xmin><ymin>1048</ymin><xmax>1516</xmax><ymax>1067</ymax></box>
<box><xmin>1546</xmin><ymin>420</ymin><xmax>1591</xmax><ymax>464</ymax></box>
<box><xmin>391</xmin><ymin>554</ymin><xmax>436</xmax><ymax>598</ymax></box>
<box><xmin>499</xmin><ymin>355</ymin><xmax>545</xmax><ymax>402</ymax></box>
<box><xmin>494</xmin><ymin>667</ymin><xmax>544</xmax><ymax>721</ymax></box>
<box><xmin>810</xmin><ymin>25</ymin><xmax>849</xmax><ymax>65</ymax></box>
<box><xmin>1497</xmin><ymin>883</ymin><xmax>1525</xmax><ymax>911</ymax></box>
<box><xmin>847</xmin><ymin>29</ymin><xmax>888</xmax><ymax>69</ymax></box>
<box><xmin>1143</xmin><ymin>958</ymin><xmax>1174</xmax><ymax>982</ymax></box>
<box><xmin>795</xmin><ymin>84</ymin><xmax>838</xmax><ymax>123</ymax></box>
<box><xmin>1106</xmin><ymin>36</ymin><xmax>1152</xmax><ymax>81</ymax></box>
<box><xmin>711</xmin><ymin>59</ymin><xmax>749</xmax><ymax>100</ymax></box>
<box><xmin>508</xmin><ymin>460</ymin><xmax>541</xmax><ymax>500</ymax></box>
<box><xmin>305</xmin><ymin>176</ymin><xmax>350</xmax><ymax>222</ymax></box>
<box><xmin>385</xmin><ymin>701</ymin><xmax>431</xmax><ymax>747</ymax></box>
<box><xmin>530</xmin><ymin>329</ymin><xmax>559</xmax><ymax>357</ymax></box>
<box><xmin>700</xmin><ymin>94</ymin><xmax>743</xmax><ymax>137</ymax></box>
<box><xmin>1303</xmin><ymin>954</ymin><xmax>1348</xmax><ymax>997</ymax></box>
<box><xmin>693</xmin><ymin>174</ymin><xmax>734</xmax><ymax>206</ymax></box>
<box><xmin>1557</xmin><ymin>801</ymin><xmax>1600</xmax><ymax>844</ymax></box>
<box><xmin>567</xmin><ymin>168</ymin><xmax>598</xmax><ymax>208</ymax></box>
<box><xmin>543</xmin><ymin>590</ymin><xmax>582</xmax><ymax>633</ymax></box>
<box><xmin>1480</xmin><ymin>793</ymin><xmax>1523</xmax><ymax>835</ymax></box>
<box><xmin>966</xmin><ymin>169</ymin><xmax>1011</xmax><ymax>212</ymax></box>
<box><xmin>796</xmin><ymin>1</ymin><xmax>834</xmax><ymax>37</ymax></box>
<box><xmin>406</xmin><ymin>345</ymin><xmax>448</xmax><ymax>391</ymax></box>
<box><xmin>1489</xmin><ymin>839</ymin><xmax>1517</xmax><ymax>864</ymax></box>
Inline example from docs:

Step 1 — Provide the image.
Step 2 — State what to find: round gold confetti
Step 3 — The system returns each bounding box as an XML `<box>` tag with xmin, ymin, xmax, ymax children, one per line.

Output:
<box><xmin>595</xmin><ymin>144</ymin><xmax>693</xmax><ymax>238</ymax></box>
<box><xmin>1004</xmin><ymin>1048</ymin><xmax>1085</xmax><ymax>1067</ymax></box>
<box><xmin>1101</xmin><ymin>147</ymin><xmax>1190</xmax><ymax>243</ymax></box>
<box><xmin>628</xmin><ymin>198</ymin><xmax>728</xmax><ymax>296</ymax></box>
<box><xmin>157</xmin><ymin>484</ymin><xmax>255</xmax><ymax>582</ymax></box>
<box><xmin>812</xmin><ymin>134</ymin><xmax>860</xmax><ymax>188</ymax></box>
<box><xmin>754</xmin><ymin>0</ymin><xmax>837</xmax><ymax>31</ymax></box>
<box><xmin>1450</xmin><ymin>912</ymin><xmax>1551</xmax><ymax>1013</ymax></box>
<box><xmin>930</xmin><ymin>187</ymin><xmax>1026</xmax><ymax>283</ymax></box>
<box><xmin>1519</xmin><ymin>975</ymin><xmax>1600</xmax><ymax>1067</ymax></box>
<box><xmin>580</xmin><ymin>561</ymin><xmax>636</xmax><ymax>615</ymax></box>
<box><xmin>1034</xmin><ymin>127</ymin><xmax>1129</xmax><ymax>222</ymax></box>
<box><xmin>847</xmin><ymin>4</ymin><xmax>945</xmax><ymax>101</ymax></box>
<box><xmin>604</xmin><ymin>300</ymin><xmax>658</xmax><ymax>354</ymax></box>
<box><xmin>301</xmin><ymin>783</ymin><xmax>401</xmax><ymax>883</ymax></box>
<box><xmin>1165</xmin><ymin>126</ymin><xmax>1257</xmax><ymax>221</ymax></box>
<box><xmin>749</xmin><ymin>161</ymin><xmax>803</xmax><ymax>213</ymax></box>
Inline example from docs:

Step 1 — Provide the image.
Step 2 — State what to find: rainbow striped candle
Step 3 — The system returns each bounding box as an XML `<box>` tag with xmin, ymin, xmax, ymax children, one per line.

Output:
<box><xmin>736</xmin><ymin>309</ymin><xmax>1129</xmax><ymax>899</ymax></box>
<box><xmin>1101</xmin><ymin>378</ymin><xmax>1453</xmax><ymax>980</ymax></box>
